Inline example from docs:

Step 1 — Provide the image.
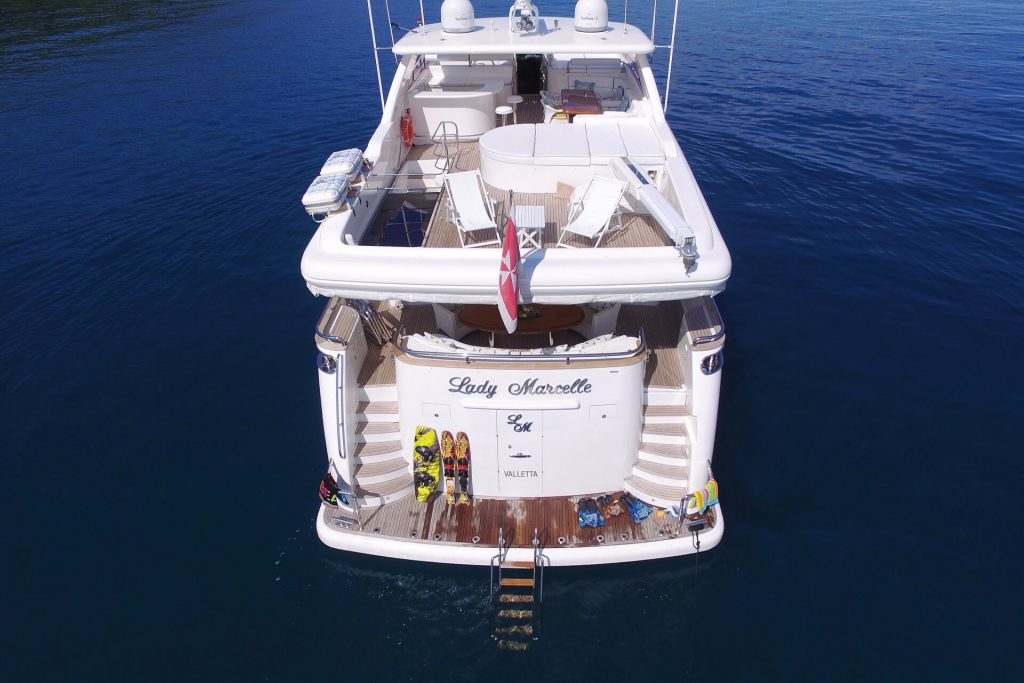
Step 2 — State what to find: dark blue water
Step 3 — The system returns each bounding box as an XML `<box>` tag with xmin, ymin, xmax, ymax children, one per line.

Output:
<box><xmin>2</xmin><ymin>0</ymin><xmax>1021</xmax><ymax>680</ymax></box>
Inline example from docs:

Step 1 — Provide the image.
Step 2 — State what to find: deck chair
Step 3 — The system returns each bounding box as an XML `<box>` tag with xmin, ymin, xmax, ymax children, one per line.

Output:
<box><xmin>443</xmin><ymin>170</ymin><xmax>501</xmax><ymax>248</ymax></box>
<box><xmin>556</xmin><ymin>176</ymin><xmax>628</xmax><ymax>248</ymax></box>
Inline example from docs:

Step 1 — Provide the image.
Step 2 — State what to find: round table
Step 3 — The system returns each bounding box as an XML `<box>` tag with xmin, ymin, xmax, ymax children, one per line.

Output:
<box><xmin>506</xmin><ymin>95</ymin><xmax>524</xmax><ymax>124</ymax></box>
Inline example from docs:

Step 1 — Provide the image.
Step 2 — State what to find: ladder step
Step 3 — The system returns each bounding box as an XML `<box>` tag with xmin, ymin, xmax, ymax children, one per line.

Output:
<box><xmin>500</xmin><ymin>561</ymin><xmax>535</xmax><ymax>569</ymax></box>
<box><xmin>497</xmin><ymin>640</ymin><xmax>530</xmax><ymax>651</ymax></box>
<box><xmin>500</xmin><ymin>578</ymin><xmax>534</xmax><ymax>587</ymax></box>
<box><xmin>496</xmin><ymin>609</ymin><xmax>533</xmax><ymax>619</ymax></box>
<box><xmin>499</xmin><ymin>593</ymin><xmax>534</xmax><ymax>603</ymax></box>
<box><xmin>495</xmin><ymin>624</ymin><xmax>534</xmax><ymax>636</ymax></box>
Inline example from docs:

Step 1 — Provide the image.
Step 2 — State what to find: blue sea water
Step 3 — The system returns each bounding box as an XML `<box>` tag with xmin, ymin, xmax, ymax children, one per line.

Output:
<box><xmin>1</xmin><ymin>0</ymin><xmax>1022</xmax><ymax>680</ymax></box>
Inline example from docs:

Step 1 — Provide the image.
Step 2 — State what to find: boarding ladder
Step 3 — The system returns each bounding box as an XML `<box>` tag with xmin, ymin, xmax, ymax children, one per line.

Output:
<box><xmin>489</xmin><ymin>527</ymin><xmax>547</xmax><ymax>650</ymax></box>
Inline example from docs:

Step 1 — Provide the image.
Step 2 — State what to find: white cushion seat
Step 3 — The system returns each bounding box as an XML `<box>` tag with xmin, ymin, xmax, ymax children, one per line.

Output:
<box><xmin>584</xmin><ymin>123</ymin><xmax>628</xmax><ymax>162</ymax></box>
<box><xmin>479</xmin><ymin>124</ymin><xmax>536</xmax><ymax>164</ymax></box>
<box><xmin>534</xmin><ymin>124</ymin><xmax>590</xmax><ymax>165</ymax></box>
<box><xmin>619</xmin><ymin>122</ymin><xmax>665</xmax><ymax>164</ymax></box>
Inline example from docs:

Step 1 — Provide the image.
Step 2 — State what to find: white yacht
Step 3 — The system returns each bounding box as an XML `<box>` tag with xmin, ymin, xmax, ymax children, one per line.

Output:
<box><xmin>302</xmin><ymin>1</ymin><xmax>730</xmax><ymax>570</ymax></box>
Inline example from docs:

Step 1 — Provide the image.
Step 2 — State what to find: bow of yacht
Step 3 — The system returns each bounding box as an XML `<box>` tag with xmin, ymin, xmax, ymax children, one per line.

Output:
<box><xmin>300</xmin><ymin>1</ymin><xmax>731</xmax><ymax>566</ymax></box>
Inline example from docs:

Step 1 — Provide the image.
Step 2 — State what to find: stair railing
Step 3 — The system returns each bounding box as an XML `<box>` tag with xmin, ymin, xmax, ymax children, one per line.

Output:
<box><xmin>334</xmin><ymin>352</ymin><xmax>362</xmax><ymax>529</ymax></box>
<box><xmin>532</xmin><ymin>527</ymin><xmax>547</xmax><ymax>604</ymax></box>
<box><xmin>431</xmin><ymin>121</ymin><xmax>459</xmax><ymax>174</ymax></box>
<box><xmin>489</xmin><ymin>527</ymin><xmax>507</xmax><ymax>602</ymax></box>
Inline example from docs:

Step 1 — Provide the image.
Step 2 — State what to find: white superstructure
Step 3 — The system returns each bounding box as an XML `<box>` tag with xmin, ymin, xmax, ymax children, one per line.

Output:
<box><xmin>302</xmin><ymin>1</ymin><xmax>729</xmax><ymax>569</ymax></box>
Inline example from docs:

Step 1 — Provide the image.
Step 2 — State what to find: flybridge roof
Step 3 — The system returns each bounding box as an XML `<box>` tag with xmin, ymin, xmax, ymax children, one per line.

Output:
<box><xmin>392</xmin><ymin>18</ymin><xmax>655</xmax><ymax>56</ymax></box>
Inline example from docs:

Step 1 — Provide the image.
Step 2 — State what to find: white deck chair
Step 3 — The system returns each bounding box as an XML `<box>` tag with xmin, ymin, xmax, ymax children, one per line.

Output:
<box><xmin>556</xmin><ymin>176</ymin><xmax>628</xmax><ymax>248</ymax></box>
<box><xmin>444</xmin><ymin>170</ymin><xmax>501</xmax><ymax>248</ymax></box>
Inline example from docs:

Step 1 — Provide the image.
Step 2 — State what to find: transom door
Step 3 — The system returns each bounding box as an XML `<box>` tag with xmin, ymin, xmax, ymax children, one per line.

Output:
<box><xmin>496</xmin><ymin>410</ymin><xmax>543</xmax><ymax>496</ymax></box>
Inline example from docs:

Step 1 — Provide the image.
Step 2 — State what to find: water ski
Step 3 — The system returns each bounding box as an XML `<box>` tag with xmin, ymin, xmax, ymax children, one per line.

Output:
<box><xmin>440</xmin><ymin>430</ymin><xmax>456</xmax><ymax>505</ymax></box>
<box><xmin>455</xmin><ymin>431</ymin><xmax>472</xmax><ymax>505</ymax></box>
<box><xmin>413</xmin><ymin>426</ymin><xmax>440</xmax><ymax>502</ymax></box>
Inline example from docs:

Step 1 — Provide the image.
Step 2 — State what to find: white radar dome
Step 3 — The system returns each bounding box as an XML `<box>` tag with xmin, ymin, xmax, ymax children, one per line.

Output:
<box><xmin>574</xmin><ymin>0</ymin><xmax>609</xmax><ymax>33</ymax></box>
<box><xmin>441</xmin><ymin>0</ymin><xmax>476</xmax><ymax>34</ymax></box>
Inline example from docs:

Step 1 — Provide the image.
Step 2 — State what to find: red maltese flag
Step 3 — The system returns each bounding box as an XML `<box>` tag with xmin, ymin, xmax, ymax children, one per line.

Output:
<box><xmin>497</xmin><ymin>216</ymin><xmax>520</xmax><ymax>334</ymax></box>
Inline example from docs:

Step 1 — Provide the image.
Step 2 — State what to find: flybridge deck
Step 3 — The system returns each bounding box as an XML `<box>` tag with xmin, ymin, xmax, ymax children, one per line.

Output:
<box><xmin>392</xmin><ymin>19</ymin><xmax>655</xmax><ymax>55</ymax></box>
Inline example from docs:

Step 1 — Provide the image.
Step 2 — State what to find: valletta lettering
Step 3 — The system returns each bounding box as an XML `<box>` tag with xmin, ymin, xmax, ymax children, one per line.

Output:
<box><xmin>503</xmin><ymin>470</ymin><xmax>539</xmax><ymax>478</ymax></box>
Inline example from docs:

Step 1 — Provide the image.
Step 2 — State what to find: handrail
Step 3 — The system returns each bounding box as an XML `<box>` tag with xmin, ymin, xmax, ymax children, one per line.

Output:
<box><xmin>489</xmin><ymin>527</ymin><xmax>507</xmax><ymax>602</ymax></box>
<box><xmin>335</xmin><ymin>353</ymin><xmax>347</xmax><ymax>462</ymax></box>
<box><xmin>397</xmin><ymin>327</ymin><xmax>648</xmax><ymax>364</ymax></box>
<box><xmin>532</xmin><ymin>527</ymin><xmax>545</xmax><ymax>604</ymax></box>
<box><xmin>691</xmin><ymin>298</ymin><xmax>725</xmax><ymax>346</ymax></box>
<box><xmin>431</xmin><ymin>121</ymin><xmax>459</xmax><ymax>174</ymax></box>
<box><xmin>314</xmin><ymin>299</ymin><xmax>351</xmax><ymax>345</ymax></box>
<box><xmin>315</xmin><ymin>328</ymin><xmax>349</xmax><ymax>345</ymax></box>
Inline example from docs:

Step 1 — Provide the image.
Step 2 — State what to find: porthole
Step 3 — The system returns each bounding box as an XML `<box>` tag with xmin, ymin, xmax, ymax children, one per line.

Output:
<box><xmin>701</xmin><ymin>351</ymin><xmax>724</xmax><ymax>376</ymax></box>
<box><xmin>317</xmin><ymin>352</ymin><xmax>337</xmax><ymax>374</ymax></box>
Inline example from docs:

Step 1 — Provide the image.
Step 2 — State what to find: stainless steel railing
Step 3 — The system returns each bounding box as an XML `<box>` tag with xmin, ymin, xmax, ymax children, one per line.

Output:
<box><xmin>395</xmin><ymin>326</ymin><xmax>648</xmax><ymax>364</ymax></box>
<box><xmin>691</xmin><ymin>298</ymin><xmax>726</xmax><ymax>346</ymax></box>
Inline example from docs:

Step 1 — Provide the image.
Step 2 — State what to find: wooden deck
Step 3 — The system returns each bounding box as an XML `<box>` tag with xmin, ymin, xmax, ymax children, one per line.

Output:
<box><xmin>323</xmin><ymin>491</ymin><xmax>716</xmax><ymax>549</ymax></box>
<box><xmin>423</xmin><ymin>186</ymin><xmax>673</xmax><ymax>249</ymax></box>
<box><xmin>405</xmin><ymin>140</ymin><xmax>481</xmax><ymax>174</ymax></box>
<box><xmin>397</xmin><ymin>95</ymin><xmax>673</xmax><ymax>250</ymax></box>
<box><xmin>350</xmin><ymin>300</ymin><xmax>685</xmax><ymax>388</ymax></box>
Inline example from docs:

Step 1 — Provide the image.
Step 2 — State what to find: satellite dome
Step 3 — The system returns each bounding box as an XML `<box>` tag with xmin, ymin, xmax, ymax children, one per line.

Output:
<box><xmin>574</xmin><ymin>0</ymin><xmax>609</xmax><ymax>33</ymax></box>
<box><xmin>441</xmin><ymin>0</ymin><xmax>475</xmax><ymax>34</ymax></box>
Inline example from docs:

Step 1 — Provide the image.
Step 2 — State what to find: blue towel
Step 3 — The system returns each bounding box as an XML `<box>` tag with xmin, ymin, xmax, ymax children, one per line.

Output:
<box><xmin>627</xmin><ymin>497</ymin><xmax>652</xmax><ymax>522</ymax></box>
<box><xmin>577</xmin><ymin>499</ymin><xmax>605</xmax><ymax>527</ymax></box>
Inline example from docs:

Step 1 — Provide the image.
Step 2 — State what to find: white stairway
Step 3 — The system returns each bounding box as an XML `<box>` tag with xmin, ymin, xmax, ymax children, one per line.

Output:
<box><xmin>352</xmin><ymin>384</ymin><xmax>413</xmax><ymax>506</ymax></box>
<box><xmin>624</xmin><ymin>388</ymin><xmax>692</xmax><ymax>509</ymax></box>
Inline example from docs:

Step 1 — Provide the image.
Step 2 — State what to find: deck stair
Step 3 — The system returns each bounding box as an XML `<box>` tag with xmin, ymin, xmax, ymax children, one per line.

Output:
<box><xmin>490</xmin><ymin>529</ymin><xmax>546</xmax><ymax>651</ymax></box>
<box><xmin>625</xmin><ymin>392</ymin><xmax>692</xmax><ymax>508</ymax></box>
<box><xmin>352</xmin><ymin>388</ymin><xmax>412</xmax><ymax>506</ymax></box>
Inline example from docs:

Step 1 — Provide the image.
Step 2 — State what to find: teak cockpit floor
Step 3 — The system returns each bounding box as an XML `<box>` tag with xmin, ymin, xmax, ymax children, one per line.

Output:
<box><xmin>356</xmin><ymin>301</ymin><xmax>684</xmax><ymax>388</ymax></box>
<box><xmin>322</xmin><ymin>492</ymin><xmax>716</xmax><ymax>549</ymax></box>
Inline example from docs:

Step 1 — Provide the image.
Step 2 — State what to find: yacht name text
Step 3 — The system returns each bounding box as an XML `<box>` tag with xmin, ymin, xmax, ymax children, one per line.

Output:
<box><xmin>448</xmin><ymin>376</ymin><xmax>593</xmax><ymax>400</ymax></box>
